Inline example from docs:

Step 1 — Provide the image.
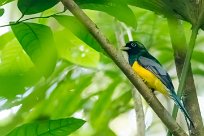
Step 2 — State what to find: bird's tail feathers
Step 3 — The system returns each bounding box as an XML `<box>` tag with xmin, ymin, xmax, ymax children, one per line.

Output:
<box><xmin>171</xmin><ymin>93</ymin><xmax>194</xmax><ymax>128</ymax></box>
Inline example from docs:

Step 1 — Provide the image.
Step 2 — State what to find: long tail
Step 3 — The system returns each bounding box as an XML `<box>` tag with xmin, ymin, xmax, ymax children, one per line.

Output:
<box><xmin>171</xmin><ymin>93</ymin><xmax>194</xmax><ymax>128</ymax></box>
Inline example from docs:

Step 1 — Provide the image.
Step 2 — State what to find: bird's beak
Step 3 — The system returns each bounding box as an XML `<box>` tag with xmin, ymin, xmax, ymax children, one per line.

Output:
<box><xmin>121</xmin><ymin>46</ymin><xmax>130</xmax><ymax>51</ymax></box>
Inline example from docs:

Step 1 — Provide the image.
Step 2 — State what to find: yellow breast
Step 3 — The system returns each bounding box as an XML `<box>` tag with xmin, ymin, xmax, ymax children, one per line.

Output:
<box><xmin>132</xmin><ymin>61</ymin><xmax>168</xmax><ymax>95</ymax></box>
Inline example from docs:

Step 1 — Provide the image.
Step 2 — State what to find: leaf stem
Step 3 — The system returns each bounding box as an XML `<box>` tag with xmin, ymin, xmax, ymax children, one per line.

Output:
<box><xmin>0</xmin><ymin>10</ymin><xmax>66</xmax><ymax>28</ymax></box>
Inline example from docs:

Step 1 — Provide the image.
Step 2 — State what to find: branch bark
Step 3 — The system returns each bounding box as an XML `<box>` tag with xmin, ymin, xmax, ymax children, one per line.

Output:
<box><xmin>61</xmin><ymin>0</ymin><xmax>188</xmax><ymax>135</ymax></box>
<box><xmin>167</xmin><ymin>17</ymin><xmax>203</xmax><ymax>136</ymax></box>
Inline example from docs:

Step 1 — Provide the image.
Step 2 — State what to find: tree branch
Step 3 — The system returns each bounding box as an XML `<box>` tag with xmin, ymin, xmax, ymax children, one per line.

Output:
<box><xmin>60</xmin><ymin>0</ymin><xmax>188</xmax><ymax>135</ymax></box>
<box><xmin>167</xmin><ymin>17</ymin><xmax>203</xmax><ymax>136</ymax></box>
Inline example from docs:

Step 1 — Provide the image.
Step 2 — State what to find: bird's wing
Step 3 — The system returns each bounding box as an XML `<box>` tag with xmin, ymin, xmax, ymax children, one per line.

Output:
<box><xmin>138</xmin><ymin>56</ymin><xmax>174</xmax><ymax>92</ymax></box>
<box><xmin>138</xmin><ymin>56</ymin><xmax>194</xmax><ymax>127</ymax></box>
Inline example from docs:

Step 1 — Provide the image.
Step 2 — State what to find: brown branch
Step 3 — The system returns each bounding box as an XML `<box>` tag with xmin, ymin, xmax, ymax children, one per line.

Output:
<box><xmin>167</xmin><ymin>17</ymin><xmax>203</xmax><ymax>136</ymax></box>
<box><xmin>60</xmin><ymin>0</ymin><xmax>188</xmax><ymax>135</ymax></box>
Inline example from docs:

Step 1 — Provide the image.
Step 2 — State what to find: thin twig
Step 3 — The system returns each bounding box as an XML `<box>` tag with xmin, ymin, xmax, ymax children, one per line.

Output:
<box><xmin>0</xmin><ymin>10</ymin><xmax>66</xmax><ymax>28</ymax></box>
<box><xmin>16</xmin><ymin>14</ymin><xmax>25</xmax><ymax>22</ymax></box>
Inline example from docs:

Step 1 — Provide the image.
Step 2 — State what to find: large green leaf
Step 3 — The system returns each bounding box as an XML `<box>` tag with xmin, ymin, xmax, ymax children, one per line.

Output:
<box><xmin>17</xmin><ymin>0</ymin><xmax>59</xmax><ymax>15</ymax></box>
<box><xmin>6</xmin><ymin>118</ymin><xmax>85</xmax><ymax>136</ymax></box>
<box><xmin>54</xmin><ymin>29</ymin><xmax>100</xmax><ymax>68</ymax></box>
<box><xmin>0</xmin><ymin>0</ymin><xmax>14</xmax><ymax>6</ymax></box>
<box><xmin>0</xmin><ymin>32</ymin><xmax>15</xmax><ymax>48</ymax></box>
<box><xmin>54</xmin><ymin>15</ymin><xmax>103</xmax><ymax>53</ymax></box>
<box><xmin>127</xmin><ymin>0</ymin><xmax>173</xmax><ymax>17</ymax></box>
<box><xmin>128</xmin><ymin>0</ymin><xmax>204</xmax><ymax>28</ymax></box>
<box><xmin>0</xmin><ymin>32</ymin><xmax>40</xmax><ymax>98</ymax></box>
<box><xmin>11</xmin><ymin>23</ymin><xmax>57</xmax><ymax>77</ymax></box>
<box><xmin>76</xmin><ymin>0</ymin><xmax>137</xmax><ymax>28</ymax></box>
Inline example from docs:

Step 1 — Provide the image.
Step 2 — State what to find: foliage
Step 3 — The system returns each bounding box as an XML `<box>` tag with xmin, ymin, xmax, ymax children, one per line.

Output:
<box><xmin>0</xmin><ymin>0</ymin><xmax>204</xmax><ymax>136</ymax></box>
<box><xmin>11</xmin><ymin>22</ymin><xmax>57</xmax><ymax>77</ymax></box>
<box><xmin>17</xmin><ymin>0</ymin><xmax>59</xmax><ymax>15</ymax></box>
<box><xmin>7</xmin><ymin>118</ymin><xmax>85</xmax><ymax>136</ymax></box>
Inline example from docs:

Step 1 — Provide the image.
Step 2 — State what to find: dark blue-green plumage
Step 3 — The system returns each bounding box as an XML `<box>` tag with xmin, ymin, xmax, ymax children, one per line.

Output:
<box><xmin>123</xmin><ymin>41</ymin><xmax>194</xmax><ymax>127</ymax></box>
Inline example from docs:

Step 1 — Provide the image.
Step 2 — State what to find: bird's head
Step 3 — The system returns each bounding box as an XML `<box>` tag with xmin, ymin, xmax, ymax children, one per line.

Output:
<box><xmin>121</xmin><ymin>41</ymin><xmax>146</xmax><ymax>55</ymax></box>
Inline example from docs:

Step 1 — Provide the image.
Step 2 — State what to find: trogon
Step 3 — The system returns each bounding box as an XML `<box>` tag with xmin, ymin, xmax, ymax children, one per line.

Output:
<box><xmin>122</xmin><ymin>41</ymin><xmax>194</xmax><ymax>127</ymax></box>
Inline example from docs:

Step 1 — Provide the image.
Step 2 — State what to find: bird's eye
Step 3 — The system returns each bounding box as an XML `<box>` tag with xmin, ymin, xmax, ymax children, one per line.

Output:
<box><xmin>131</xmin><ymin>43</ymin><xmax>136</xmax><ymax>47</ymax></box>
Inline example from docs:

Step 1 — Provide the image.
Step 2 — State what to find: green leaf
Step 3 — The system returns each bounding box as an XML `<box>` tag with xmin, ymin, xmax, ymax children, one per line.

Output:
<box><xmin>54</xmin><ymin>15</ymin><xmax>103</xmax><ymax>53</ymax></box>
<box><xmin>0</xmin><ymin>37</ymin><xmax>40</xmax><ymax>98</ymax></box>
<box><xmin>128</xmin><ymin>0</ymin><xmax>204</xmax><ymax>27</ymax></box>
<box><xmin>0</xmin><ymin>0</ymin><xmax>14</xmax><ymax>6</ymax></box>
<box><xmin>0</xmin><ymin>32</ymin><xmax>15</xmax><ymax>49</ymax></box>
<box><xmin>11</xmin><ymin>23</ymin><xmax>57</xmax><ymax>77</ymax></box>
<box><xmin>54</xmin><ymin>29</ymin><xmax>100</xmax><ymax>68</ymax></box>
<box><xmin>6</xmin><ymin>118</ymin><xmax>85</xmax><ymax>136</ymax></box>
<box><xmin>127</xmin><ymin>0</ymin><xmax>173</xmax><ymax>16</ymax></box>
<box><xmin>76</xmin><ymin>0</ymin><xmax>137</xmax><ymax>28</ymax></box>
<box><xmin>17</xmin><ymin>0</ymin><xmax>59</xmax><ymax>15</ymax></box>
<box><xmin>0</xmin><ymin>8</ymin><xmax>4</xmax><ymax>16</ymax></box>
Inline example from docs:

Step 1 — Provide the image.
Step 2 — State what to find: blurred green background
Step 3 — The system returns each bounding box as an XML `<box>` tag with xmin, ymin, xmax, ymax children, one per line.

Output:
<box><xmin>0</xmin><ymin>1</ymin><xmax>204</xmax><ymax>136</ymax></box>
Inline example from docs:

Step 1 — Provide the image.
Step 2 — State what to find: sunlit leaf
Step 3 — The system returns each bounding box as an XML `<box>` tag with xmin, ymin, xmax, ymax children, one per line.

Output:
<box><xmin>0</xmin><ymin>38</ymin><xmax>40</xmax><ymax>98</ymax></box>
<box><xmin>11</xmin><ymin>22</ymin><xmax>57</xmax><ymax>77</ymax></box>
<box><xmin>76</xmin><ymin>0</ymin><xmax>137</xmax><ymax>28</ymax></box>
<box><xmin>7</xmin><ymin>118</ymin><xmax>85</xmax><ymax>136</ymax></box>
<box><xmin>54</xmin><ymin>29</ymin><xmax>100</xmax><ymax>68</ymax></box>
<box><xmin>54</xmin><ymin>15</ymin><xmax>103</xmax><ymax>53</ymax></box>
<box><xmin>0</xmin><ymin>32</ymin><xmax>15</xmax><ymax>49</ymax></box>
<box><xmin>17</xmin><ymin>0</ymin><xmax>59</xmax><ymax>15</ymax></box>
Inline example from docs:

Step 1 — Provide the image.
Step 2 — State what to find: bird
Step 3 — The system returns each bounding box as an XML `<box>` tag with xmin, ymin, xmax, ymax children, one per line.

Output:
<box><xmin>121</xmin><ymin>41</ymin><xmax>194</xmax><ymax>127</ymax></box>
